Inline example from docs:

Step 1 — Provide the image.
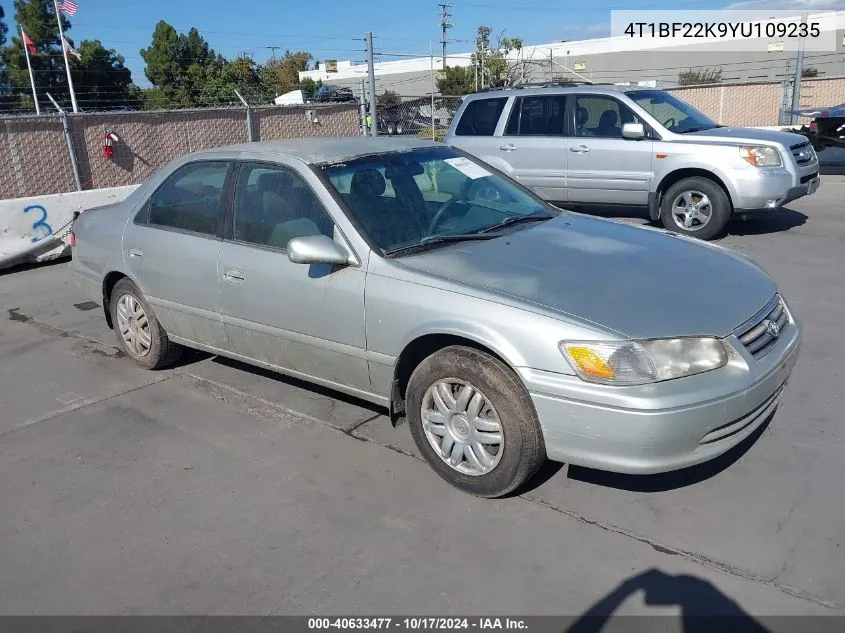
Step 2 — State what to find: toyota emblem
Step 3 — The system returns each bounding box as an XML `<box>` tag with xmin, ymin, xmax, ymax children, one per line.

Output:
<box><xmin>766</xmin><ymin>320</ymin><xmax>781</xmax><ymax>338</ymax></box>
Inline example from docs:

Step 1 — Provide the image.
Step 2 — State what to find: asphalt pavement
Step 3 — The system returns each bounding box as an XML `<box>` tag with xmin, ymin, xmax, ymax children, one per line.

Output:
<box><xmin>0</xmin><ymin>178</ymin><xmax>843</xmax><ymax>619</ymax></box>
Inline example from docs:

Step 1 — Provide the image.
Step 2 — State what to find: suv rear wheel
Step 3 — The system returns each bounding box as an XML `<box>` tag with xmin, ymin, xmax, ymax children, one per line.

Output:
<box><xmin>660</xmin><ymin>177</ymin><xmax>730</xmax><ymax>240</ymax></box>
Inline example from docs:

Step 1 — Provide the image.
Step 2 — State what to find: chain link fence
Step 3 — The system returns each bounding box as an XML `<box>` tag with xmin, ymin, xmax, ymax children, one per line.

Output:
<box><xmin>1</xmin><ymin>103</ymin><xmax>360</xmax><ymax>199</ymax></box>
<box><xmin>371</xmin><ymin>96</ymin><xmax>464</xmax><ymax>141</ymax></box>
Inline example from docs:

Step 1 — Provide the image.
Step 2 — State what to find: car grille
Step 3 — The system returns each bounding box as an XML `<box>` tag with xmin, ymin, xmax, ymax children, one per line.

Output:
<box><xmin>736</xmin><ymin>295</ymin><xmax>789</xmax><ymax>358</ymax></box>
<box><xmin>790</xmin><ymin>141</ymin><xmax>817</xmax><ymax>166</ymax></box>
<box><xmin>698</xmin><ymin>385</ymin><xmax>783</xmax><ymax>445</ymax></box>
<box><xmin>800</xmin><ymin>172</ymin><xmax>819</xmax><ymax>184</ymax></box>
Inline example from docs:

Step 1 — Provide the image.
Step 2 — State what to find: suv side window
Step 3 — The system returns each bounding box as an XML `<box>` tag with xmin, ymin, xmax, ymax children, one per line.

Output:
<box><xmin>455</xmin><ymin>97</ymin><xmax>508</xmax><ymax>136</ymax></box>
<box><xmin>232</xmin><ymin>163</ymin><xmax>334</xmax><ymax>250</ymax></box>
<box><xmin>505</xmin><ymin>95</ymin><xmax>568</xmax><ymax>136</ymax></box>
<box><xmin>574</xmin><ymin>95</ymin><xmax>642</xmax><ymax>139</ymax></box>
<box><xmin>147</xmin><ymin>161</ymin><xmax>230</xmax><ymax>235</ymax></box>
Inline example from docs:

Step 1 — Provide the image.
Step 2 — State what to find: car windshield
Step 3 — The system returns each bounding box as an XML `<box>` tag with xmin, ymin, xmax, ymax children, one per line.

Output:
<box><xmin>626</xmin><ymin>90</ymin><xmax>720</xmax><ymax>134</ymax></box>
<box><xmin>320</xmin><ymin>147</ymin><xmax>557</xmax><ymax>256</ymax></box>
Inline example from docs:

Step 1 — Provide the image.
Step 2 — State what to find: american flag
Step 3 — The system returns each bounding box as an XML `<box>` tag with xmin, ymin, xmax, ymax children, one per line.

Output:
<box><xmin>63</xmin><ymin>37</ymin><xmax>82</xmax><ymax>61</ymax></box>
<box><xmin>58</xmin><ymin>0</ymin><xmax>78</xmax><ymax>16</ymax></box>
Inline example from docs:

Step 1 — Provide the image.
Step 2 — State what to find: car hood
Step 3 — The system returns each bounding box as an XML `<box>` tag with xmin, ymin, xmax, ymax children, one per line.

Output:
<box><xmin>397</xmin><ymin>214</ymin><xmax>777</xmax><ymax>339</ymax></box>
<box><xmin>682</xmin><ymin>126</ymin><xmax>809</xmax><ymax>147</ymax></box>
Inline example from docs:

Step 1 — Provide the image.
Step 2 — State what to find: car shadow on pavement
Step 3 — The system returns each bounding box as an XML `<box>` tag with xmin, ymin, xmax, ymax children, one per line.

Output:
<box><xmin>728</xmin><ymin>208</ymin><xmax>807</xmax><ymax>236</ymax></box>
<box><xmin>559</xmin><ymin>205</ymin><xmax>808</xmax><ymax>237</ymax></box>
<box><xmin>566</xmin><ymin>411</ymin><xmax>774</xmax><ymax>493</ymax></box>
<box><xmin>566</xmin><ymin>568</ymin><xmax>771</xmax><ymax>632</ymax></box>
<box><xmin>210</xmin><ymin>355</ymin><xmax>385</xmax><ymax>415</ymax></box>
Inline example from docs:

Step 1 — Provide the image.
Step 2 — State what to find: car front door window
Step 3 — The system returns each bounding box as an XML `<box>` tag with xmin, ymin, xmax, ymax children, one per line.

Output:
<box><xmin>232</xmin><ymin>164</ymin><xmax>334</xmax><ymax>250</ymax></box>
<box><xmin>574</xmin><ymin>95</ymin><xmax>642</xmax><ymax>139</ymax></box>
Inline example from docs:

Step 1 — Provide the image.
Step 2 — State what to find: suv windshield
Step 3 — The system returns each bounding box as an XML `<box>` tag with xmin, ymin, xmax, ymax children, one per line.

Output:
<box><xmin>320</xmin><ymin>147</ymin><xmax>556</xmax><ymax>256</ymax></box>
<box><xmin>626</xmin><ymin>90</ymin><xmax>719</xmax><ymax>134</ymax></box>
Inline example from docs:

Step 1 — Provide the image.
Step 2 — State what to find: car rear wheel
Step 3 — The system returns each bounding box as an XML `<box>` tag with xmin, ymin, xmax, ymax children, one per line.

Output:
<box><xmin>110</xmin><ymin>278</ymin><xmax>182</xmax><ymax>370</ymax></box>
<box><xmin>660</xmin><ymin>177</ymin><xmax>730</xmax><ymax>240</ymax></box>
<box><xmin>406</xmin><ymin>345</ymin><xmax>546</xmax><ymax>497</ymax></box>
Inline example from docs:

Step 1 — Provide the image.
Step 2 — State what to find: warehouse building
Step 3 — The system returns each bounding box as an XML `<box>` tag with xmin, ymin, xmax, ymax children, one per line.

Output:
<box><xmin>299</xmin><ymin>11</ymin><xmax>845</xmax><ymax>98</ymax></box>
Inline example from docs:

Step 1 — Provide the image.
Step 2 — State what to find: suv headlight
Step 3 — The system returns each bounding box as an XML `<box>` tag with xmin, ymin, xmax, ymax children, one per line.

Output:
<box><xmin>739</xmin><ymin>146</ymin><xmax>782</xmax><ymax>167</ymax></box>
<box><xmin>560</xmin><ymin>338</ymin><xmax>728</xmax><ymax>385</ymax></box>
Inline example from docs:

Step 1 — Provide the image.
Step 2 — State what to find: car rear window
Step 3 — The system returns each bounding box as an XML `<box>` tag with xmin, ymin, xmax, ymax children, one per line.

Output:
<box><xmin>455</xmin><ymin>97</ymin><xmax>508</xmax><ymax>136</ymax></box>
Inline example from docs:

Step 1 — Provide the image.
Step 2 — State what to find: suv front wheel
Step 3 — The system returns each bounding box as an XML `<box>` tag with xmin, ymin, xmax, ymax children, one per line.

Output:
<box><xmin>660</xmin><ymin>177</ymin><xmax>731</xmax><ymax>240</ymax></box>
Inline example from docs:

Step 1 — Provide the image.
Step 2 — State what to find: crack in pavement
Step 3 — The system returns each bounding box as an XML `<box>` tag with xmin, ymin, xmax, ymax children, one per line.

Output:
<box><xmin>6</xmin><ymin>307</ymin><xmax>842</xmax><ymax>613</ymax></box>
<box><xmin>521</xmin><ymin>494</ymin><xmax>842</xmax><ymax>613</ymax></box>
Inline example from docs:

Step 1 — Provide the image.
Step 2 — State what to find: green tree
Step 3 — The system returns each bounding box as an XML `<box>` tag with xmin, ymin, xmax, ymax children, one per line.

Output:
<box><xmin>436</xmin><ymin>65</ymin><xmax>475</xmax><ymax>95</ymax></box>
<box><xmin>677</xmin><ymin>67</ymin><xmax>722</xmax><ymax>86</ymax></box>
<box><xmin>1</xmin><ymin>0</ymin><xmax>136</xmax><ymax>111</ymax></box>
<box><xmin>472</xmin><ymin>26</ymin><xmax>523</xmax><ymax>89</ymax></box>
<box><xmin>377</xmin><ymin>89</ymin><xmax>401</xmax><ymax>108</ymax></box>
<box><xmin>260</xmin><ymin>50</ymin><xmax>312</xmax><ymax>97</ymax></box>
<box><xmin>140</xmin><ymin>20</ymin><xmax>221</xmax><ymax>107</ymax></box>
<box><xmin>297</xmin><ymin>76</ymin><xmax>317</xmax><ymax>100</ymax></box>
<box><xmin>1</xmin><ymin>3</ymin><xmax>8</xmax><ymax>99</ymax></box>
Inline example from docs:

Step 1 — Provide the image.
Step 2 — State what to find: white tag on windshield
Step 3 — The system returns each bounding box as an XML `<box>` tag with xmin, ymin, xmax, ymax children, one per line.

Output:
<box><xmin>444</xmin><ymin>157</ymin><xmax>491</xmax><ymax>180</ymax></box>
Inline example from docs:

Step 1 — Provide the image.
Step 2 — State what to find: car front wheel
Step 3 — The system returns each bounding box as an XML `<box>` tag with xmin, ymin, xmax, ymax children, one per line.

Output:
<box><xmin>660</xmin><ymin>176</ymin><xmax>731</xmax><ymax>240</ymax></box>
<box><xmin>110</xmin><ymin>278</ymin><xmax>183</xmax><ymax>370</ymax></box>
<box><xmin>406</xmin><ymin>346</ymin><xmax>546</xmax><ymax>497</ymax></box>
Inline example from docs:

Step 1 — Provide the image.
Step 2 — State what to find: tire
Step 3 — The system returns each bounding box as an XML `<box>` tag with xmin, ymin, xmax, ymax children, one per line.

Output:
<box><xmin>110</xmin><ymin>278</ymin><xmax>183</xmax><ymax>370</ymax></box>
<box><xmin>660</xmin><ymin>176</ymin><xmax>731</xmax><ymax>241</ymax></box>
<box><xmin>406</xmin><ymin>345</ymin><xmax>546</xmax><ymax>498</ymax></box>
<box><xmin>387</xmin><ymin>123</ymin><xmax>396</xmax><ymax>135</ymax></box>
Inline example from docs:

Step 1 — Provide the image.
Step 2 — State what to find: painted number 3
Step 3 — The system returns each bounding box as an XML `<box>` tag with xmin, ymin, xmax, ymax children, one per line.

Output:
<box><xmin>24</xmin><ymin>204</ymin><xmax>54</xmax><ymax>243</ymax></box>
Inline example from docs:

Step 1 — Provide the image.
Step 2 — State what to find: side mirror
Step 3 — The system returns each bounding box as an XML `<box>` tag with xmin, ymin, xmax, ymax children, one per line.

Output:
<box><xmin>622</xmin><ymin>122</ymin><xmax>646</xmax><ymax>140</ymax></box>
<box><xmin>287</xmin><ymin>235</ymin><xmax>355</xmax><ymax>266</ymax></box>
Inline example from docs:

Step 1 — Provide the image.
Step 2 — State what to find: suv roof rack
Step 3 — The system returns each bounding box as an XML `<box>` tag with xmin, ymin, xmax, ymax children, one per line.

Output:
<box><xmin>472</xmin><ymin>81</ymin><xmax>620</xmax><ymax>93</ymax></box>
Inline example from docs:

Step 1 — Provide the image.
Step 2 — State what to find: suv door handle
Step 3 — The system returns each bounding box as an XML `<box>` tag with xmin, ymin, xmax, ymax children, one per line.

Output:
<box><xmin>499</xmin><ymin>144</ymin><xmax>517</xmax><ymax>152</ymax></box>
<box><xmin>569</xmin><ymin>145</ymin><xmax>590</xmax><ymax>153</ymax></box>
<box><xmin>128</xmin><ymin>248</ymin><xmax>143</xmax><ymax>259</ymax></box>
<box><xmin>223</xmin><ymin>269</ymin><xmax>245</xmax><ymax>283</ymax></box>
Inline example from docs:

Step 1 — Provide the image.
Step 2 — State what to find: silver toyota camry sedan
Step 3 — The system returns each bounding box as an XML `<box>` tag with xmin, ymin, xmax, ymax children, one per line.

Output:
<box><xmin>70</xmin><ymin>137</ymin><xmax>802</xmax><ymax>497</ymax></box>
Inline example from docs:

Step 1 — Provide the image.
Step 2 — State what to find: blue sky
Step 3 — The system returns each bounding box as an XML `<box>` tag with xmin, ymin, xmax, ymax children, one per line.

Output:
<box><xmin>6</xmin><ymin>0</ymin><xmax>833</xmax><ymax>87</ymax></box>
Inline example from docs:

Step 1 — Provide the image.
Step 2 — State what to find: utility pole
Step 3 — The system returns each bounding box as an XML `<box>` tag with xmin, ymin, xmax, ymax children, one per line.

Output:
<box><xmin>365</xmin><ymin>32</ymin><xmax>378</xmax><ymax>137</ymax></box>
<box><xmin>790</xmin><ymin>12</ymin><xmax>809</xmax><ymax>125</ymax></box>
<box><xmin>438</xmin><ymin>3</ymin><xmax>453</xmax><ymax>70</ymax></box>
<box><xmin>266</xmin><ymin>45</ymin><xmax>280</xmax><ymax>61</ymax></box>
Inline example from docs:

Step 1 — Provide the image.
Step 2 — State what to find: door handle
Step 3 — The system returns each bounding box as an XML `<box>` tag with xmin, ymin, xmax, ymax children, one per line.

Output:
<box><xmin>569</xmin><ymin>145</ymin><xmax>590</xmax><ymax>153</ymax></box>
<box><xmin>223</xmin><ymin>269</ymin><xmax>245</xmax><ymax>283</ymax></box>
<box><xmin>128</xmin><ymin>248</ymin><xmax>143</xmax><ymax>259</ymax></box>
<box><xmin>499</xmin><ymin>144</ymin><xmax>517</xmax><ymax>152</ymax></box>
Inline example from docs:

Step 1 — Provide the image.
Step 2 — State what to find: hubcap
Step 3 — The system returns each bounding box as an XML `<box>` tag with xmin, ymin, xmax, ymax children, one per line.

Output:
<box><xmin>116</xmin><ymin>293</ymin><xmax>152</xmax><ymax>358</ymax></box>
<box><xmin>671</xmin><ymin>190</ymin><xmax>713</xmax><ymax>232</ymax></box>
<box><xmin>420</xmin><ymin>379</ymin><xmax>504</xmax><ymax>476</ymax></box>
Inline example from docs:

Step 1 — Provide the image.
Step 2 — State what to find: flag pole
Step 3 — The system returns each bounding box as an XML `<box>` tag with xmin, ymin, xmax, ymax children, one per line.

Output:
<box><xmin>53</xmin><ymin>0</ymin><xmax>78</xmax><ymax>113</ymax></box>
<box><xmin>21</xmin><ymin>27</ymin><xmax>41</xmax><ymax>115</ymax></box>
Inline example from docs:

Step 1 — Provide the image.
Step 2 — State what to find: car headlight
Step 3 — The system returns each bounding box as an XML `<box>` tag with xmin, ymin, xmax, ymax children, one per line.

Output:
<box><xmin>739</xmin><ymin>146</ymin><xmax>782</xmax><ymax>167</ymax></box>
<box><xmin>559</xmin><ymin>338</ymin><xmax>728</xmax><ymax>385</ymax></box>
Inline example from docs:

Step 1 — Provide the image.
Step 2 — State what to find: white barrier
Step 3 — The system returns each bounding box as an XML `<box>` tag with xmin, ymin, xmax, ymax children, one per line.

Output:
<box><xmin>0</xmin><ymin>185</ymin><xmax>139</xmax><ymax>270</ymax></box>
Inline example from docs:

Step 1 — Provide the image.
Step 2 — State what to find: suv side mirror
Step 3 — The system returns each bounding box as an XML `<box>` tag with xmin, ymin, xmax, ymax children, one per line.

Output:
<box><xmin>622</xmin><ymin>122</ymin><xmax>646</xmax><ymax>140</ymax></box>
<box><xmin>288</xmin><ymin>235</ymin><xmax>354</xmax><ymax>266</ymax></box>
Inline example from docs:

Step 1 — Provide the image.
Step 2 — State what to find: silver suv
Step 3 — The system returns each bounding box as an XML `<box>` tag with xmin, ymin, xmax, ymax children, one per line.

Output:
<box><xmin>444</xmin><ymin>84</ymin><xmax>820</xmax><ymax>240</ymax></box>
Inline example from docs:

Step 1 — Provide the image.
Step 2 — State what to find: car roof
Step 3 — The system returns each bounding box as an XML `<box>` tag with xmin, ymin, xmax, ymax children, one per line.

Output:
<box><xmin>186</xmin><ymin>136</ymin><xmax>443</xmax><ymax>166</ymax></box>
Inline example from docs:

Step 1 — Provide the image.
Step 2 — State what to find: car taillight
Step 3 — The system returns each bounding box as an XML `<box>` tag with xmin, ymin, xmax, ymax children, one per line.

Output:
<box><xmin>70</xmin><ymin>231</ymin><xmax>76</xmax><ymax>248</ymax></box>
<box><xmin>809</xmin><ymin>120</ymin><xmax>818</xmax><ymax>133</ymax></box>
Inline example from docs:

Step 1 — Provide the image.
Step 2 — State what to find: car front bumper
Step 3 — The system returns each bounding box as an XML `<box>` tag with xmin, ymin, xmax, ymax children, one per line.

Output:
<box><xmin>518</xmin><ymin>305</ymin><xmax>802</xmax><ymax>475</ymax></box>
<box><xmin>731</xmin><ymin>165</ymin><xmax>820</xmax><ymax>213</ymax></box>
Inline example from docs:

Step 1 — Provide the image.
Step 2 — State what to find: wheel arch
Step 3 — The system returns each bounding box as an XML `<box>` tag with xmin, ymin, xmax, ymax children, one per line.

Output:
<box><xmin>388</xmin><ymin>332</ymin><xmax>518</xmax><ymax>423</ymax></box>
<box><xmin>650</xmin><ymin>168</ymin><xmax>735</xmax><ymax>221</ymax></box>
<box><xmin>102</xmin><ymin>271</ymin><xmax>129</xmax><ymax>329</ymax></box>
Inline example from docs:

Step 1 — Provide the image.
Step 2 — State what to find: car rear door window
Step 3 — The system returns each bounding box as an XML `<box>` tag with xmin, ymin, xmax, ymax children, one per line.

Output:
<box><xmin>505</xmin><ymin>95</ymin><xmax>568</xmax><ymax>136</ymax></box>
<box><xmin>147</xmin><ymin>161</ymin><xmax>230</xmax><ymax>235</ymax></box>
<box><xmin>455</xmin><ymin>97</ymin><xmax>508</xmax><ymax>136</ymax></box>
<box><xmin>232</xmin><ymin>163</ymin><xmax>334</xmax><ymax>250</ymax></box>
<box><xmin>574</xmin><ymin>95</ymin><xmax>642</xmax><ymax>138</ymax></box>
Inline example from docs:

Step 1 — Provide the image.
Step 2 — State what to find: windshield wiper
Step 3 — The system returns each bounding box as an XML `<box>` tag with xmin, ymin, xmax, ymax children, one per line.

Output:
<box><xmin>479</xmin><ymin>212</ymin><xmax>552</xmax><ymax>233</ymax></box>
<box><xmin>384</xmin><ymin>233</ymin><xmax>499</xmax><ymax>256</ymax></box>
<box><xmin>678</xmin><ymin>125</ymin><xmax>722</xmax><ymax>134</ymax></box>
